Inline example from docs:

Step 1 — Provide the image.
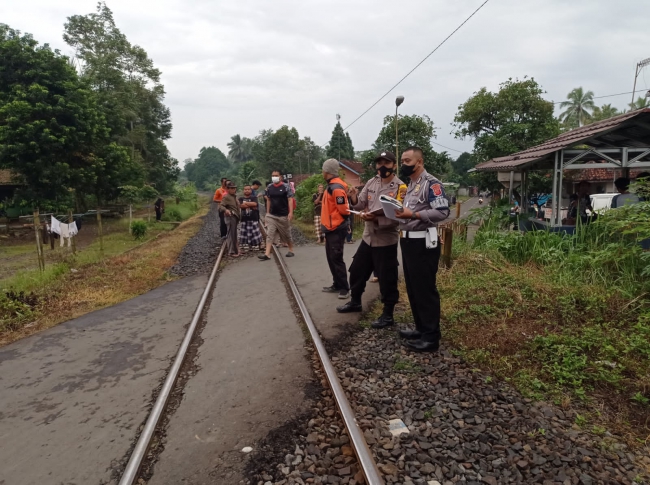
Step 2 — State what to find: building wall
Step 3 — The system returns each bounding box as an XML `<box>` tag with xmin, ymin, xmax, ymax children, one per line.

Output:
<box><xmin>340</xmin><ymin>167</ymin><xmax>362</xmax><ymax>188</ymax></box>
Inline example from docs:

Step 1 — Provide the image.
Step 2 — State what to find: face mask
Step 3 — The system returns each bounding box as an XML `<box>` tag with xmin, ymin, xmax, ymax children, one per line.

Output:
<box><xmin>377</xmin><ymin>166</ymin><xmax>394</xmax><ymax>179</ymax></box>
<box><xmin>400</xmin><ymin>164</ymin><xmax>416</xmax><ymax>178</ymax></box>
<box><xmin>272</xmin><ymin>176</ymin><xmax>280</xmax><ymax>183</ymax></box>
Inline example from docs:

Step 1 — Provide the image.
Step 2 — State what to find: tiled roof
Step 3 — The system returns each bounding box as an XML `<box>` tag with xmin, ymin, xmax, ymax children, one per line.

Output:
<box><xmin>339</xmin><ymin>160</ymin><xmax>364</xmax><ymax>175</ymax></box>
<box><xmin>476</xmin><ymin>109</ymin><xmax>650</xmax><ymax>172</ymax></box>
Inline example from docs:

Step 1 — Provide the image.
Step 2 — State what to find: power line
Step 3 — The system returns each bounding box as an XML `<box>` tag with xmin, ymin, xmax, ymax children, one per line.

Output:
<box><xmin>552</xmin><ymin>90</ymin><xmax>640</xmax><ymax>105</ymax></box>
<box><xmin>341</xmin><ymin>0</ymin><xmax>491</xmax><ymax>132</ymax></box>
<box><xmin>432</xmin><ymin>140</ymin><xmax>464</xmax><ymax>153</ymax></box>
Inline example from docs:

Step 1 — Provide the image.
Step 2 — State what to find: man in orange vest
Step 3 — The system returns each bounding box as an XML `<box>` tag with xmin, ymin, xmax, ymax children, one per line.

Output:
<box><xmin>320</xmin><ymin>158</ymin><xmax>351</xmax><ymax>299</ymax></box>
<box><xmin>213</xmin><ymin>177</ymin><xmax>228</xmax><ymax>238</ymax></box>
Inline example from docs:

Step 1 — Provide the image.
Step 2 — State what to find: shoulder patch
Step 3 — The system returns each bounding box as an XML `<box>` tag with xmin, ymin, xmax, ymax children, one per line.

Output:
<box><xmin>432</xmin><ymin>184</ymin><xmax>443</xmax><ymax>196</ymax></box>
<box><xmin>336</xmin><ymin>196</ymin><xmax>345</xmax><ymax>204</ymax></box>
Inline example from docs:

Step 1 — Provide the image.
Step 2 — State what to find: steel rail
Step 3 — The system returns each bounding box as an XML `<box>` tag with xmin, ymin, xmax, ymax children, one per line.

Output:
<box><xmin>119</xmin><ymin>242</ymin><xmax>227</xmax><ymax>485</ymax></box>
<box><xmin>268</xmin><ymin>241</ymin><xmax>384</xmax><ymax>485</ymax></box>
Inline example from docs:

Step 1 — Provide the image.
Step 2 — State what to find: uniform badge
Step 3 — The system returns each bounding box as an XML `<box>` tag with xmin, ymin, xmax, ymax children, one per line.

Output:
<box><xmin>389</xmin><ymin>192</ymin><xmax>394</xmax><ymax>197</ymax></box>
<box><xmin>432</xmin><ymin>184</ymin><xmax>443</xmax><ymax>196</ymax></box>
<box><xmin>368</xmin><ymin>195</ymin><xmax>372</xmax><ymax>200</ymax></box>
<box><xmin>336</xmin><ymin>196</ymin><xmax>345</xmax><ymax>204</ymax></box>
<box><xmin>415</xmin><ymin>184</ymin><xmax>420</xmax><ymax>191</ymax></box>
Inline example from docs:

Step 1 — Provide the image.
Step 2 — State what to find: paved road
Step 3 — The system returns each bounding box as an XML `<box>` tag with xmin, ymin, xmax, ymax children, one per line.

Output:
<box><xmin>0</xmin><ymin>275</ymin><xmax>208</xmax><ymax>485</ymax></box>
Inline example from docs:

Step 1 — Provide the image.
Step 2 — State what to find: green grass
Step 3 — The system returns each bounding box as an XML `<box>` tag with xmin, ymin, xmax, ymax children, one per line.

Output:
<box><xmin>435</xmin><ymin>237</ymin><xmax>650</xmax><ymax>440</ymax></box>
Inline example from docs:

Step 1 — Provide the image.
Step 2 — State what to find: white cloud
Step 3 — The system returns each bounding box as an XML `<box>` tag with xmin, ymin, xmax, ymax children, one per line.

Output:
<box><xmin>2</xmin><ymin>0</ymin><xmax>649</xmax><ymax>166</ymax></box>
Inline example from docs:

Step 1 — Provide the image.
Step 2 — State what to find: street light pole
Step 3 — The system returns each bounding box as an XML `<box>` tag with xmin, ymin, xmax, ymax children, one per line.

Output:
<box><xmin>395</xmin><ymin>96</ymin><xmax>404</xmax><ymax>170</ymax></box>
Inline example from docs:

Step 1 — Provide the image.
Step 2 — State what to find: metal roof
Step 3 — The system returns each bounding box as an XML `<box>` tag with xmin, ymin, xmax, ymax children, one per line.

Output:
<box><xmin>475</xmin><ymin>109</ymin><xmax>650</xmax><ymax>172</ymax></box>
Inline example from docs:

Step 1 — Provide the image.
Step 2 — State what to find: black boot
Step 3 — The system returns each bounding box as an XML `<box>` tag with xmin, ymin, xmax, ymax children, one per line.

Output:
<box><xmin>371</xmin><ymin>314</ymin><xmax>394</xmax><ymax>329</ymax></box>
<box><xmin>398</xmin><ymin>329</ymin><xmax>422</xmax><ymax>339</ymax></box>
<box><xmin>337</xmin><ymin>300</ymin><xmax>362</xmax><ymax>313</ymax></box>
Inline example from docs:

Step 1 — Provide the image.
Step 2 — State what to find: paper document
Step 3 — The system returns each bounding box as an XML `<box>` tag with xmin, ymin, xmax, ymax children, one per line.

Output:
<box><xmin>380</xmin><ymin>194</ymin><xmax>403</xmax><ymax>221</ymax></box>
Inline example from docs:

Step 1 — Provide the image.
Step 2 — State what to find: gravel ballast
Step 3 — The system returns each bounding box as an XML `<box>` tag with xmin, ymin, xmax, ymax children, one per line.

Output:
<box><xmin>170</xmin><ymin>203</ymin><xmax>221</xmax><ymax>276</ymax></box>
<box><xmin>249</xmin><ymin>324</ymin><xmax>650</xmax><ymax>485</ymax></box>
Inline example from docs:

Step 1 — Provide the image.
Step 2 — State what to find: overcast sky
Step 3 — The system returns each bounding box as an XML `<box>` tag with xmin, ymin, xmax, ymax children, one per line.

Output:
<box><xmin>2</xmin><ymin>0</ymin><xmax>649</xmax><ymax>165</ymax></box>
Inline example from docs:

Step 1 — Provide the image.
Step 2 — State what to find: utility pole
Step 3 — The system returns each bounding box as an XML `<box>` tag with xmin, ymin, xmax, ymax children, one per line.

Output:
<box><xmin>336</xmin><ymin>114</ymin><xmax>341</xmax><ymax>161</ymax></box>
<box><xmin>631</xmin><ymin>57</ymin><xmax>650</xmax><ymax>106</ymax></box>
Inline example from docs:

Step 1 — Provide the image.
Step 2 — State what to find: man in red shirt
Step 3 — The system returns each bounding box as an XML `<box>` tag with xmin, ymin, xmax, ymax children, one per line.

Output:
<box><xmin>320</xmin><ymin>158</ymin><xmax>351</xmax><ymax>299</ymax></box>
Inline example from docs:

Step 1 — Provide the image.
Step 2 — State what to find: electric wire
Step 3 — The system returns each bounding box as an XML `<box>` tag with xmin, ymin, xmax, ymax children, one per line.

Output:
<box><xmin>552</xmin><ymin>90</ymin><xmax>639</xmax><ymax>105</ymax></box>
<box><xmin>432</xmin><ymin>140</ymin><xmax>464</xmax><ymax>153</ymax></box>
<box><xmin>340</xmin><ymin>0</ymin><xmax>491</xmax><ymax>133</ymax></box>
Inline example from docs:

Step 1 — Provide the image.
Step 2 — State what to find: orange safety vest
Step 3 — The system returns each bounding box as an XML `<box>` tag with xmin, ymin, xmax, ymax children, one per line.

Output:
<box><xmin>321</xmin><ymin>177</ymin><xmax>350</xmax><ymax>232</ymax></box>
<box><xmin>213</xmin><ymin>187</ymin><xmax>226</xmax><ymax>202</ymax></box>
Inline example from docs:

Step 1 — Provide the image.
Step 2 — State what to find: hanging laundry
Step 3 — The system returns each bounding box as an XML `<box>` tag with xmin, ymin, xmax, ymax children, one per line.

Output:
<box><xmin>50</xmin><ymin>216</ymin><xmax>61</xmax><ymax>236</ymax></box>
<box><xmin>60</xmin><ymin>223</ymin><xmax>69</xmax><ymax>247</ymax></box>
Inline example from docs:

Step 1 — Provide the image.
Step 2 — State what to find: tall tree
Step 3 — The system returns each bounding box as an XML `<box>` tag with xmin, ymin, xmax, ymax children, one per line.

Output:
<box><xmin>448</xmin><ymin>152</ymin><xmax>475</xmax><ymax>186</ymax></box>
<box><xmin>454</xmin><ymin>77</ymin><xmax>560</xmax><ymax>191</ymax></box>
<box><xmin>628</xmin><ymin>96</ymin><xmax>650</xmax><ymax>111</ymax></box>
<box><xmin>250</xmin><ymin>126</ymin><xmax>303</xmax><ymax>176</ymax></box>
<box><xmin>0</xmin><ymin>24</ymin><xmax>135</xmax><ymax>208</ymax></box>
<box><xmin>227</xmin><ymin>134</ymin><xmax>253</xmax><ymax>163</ymax></box>
<box><xmin>375</xmin><ymin>114</ymin><xmax>447</xmax><ymax>175</ymax></box>
<box><xmin>326</xmin><ymin>122</ymin><xmax>353</xmax><ymax>160</ymax></box>
<box><xmin>184</xmin><ymin>146</ymin><xmax>230</xmax><ymax>190</ymax></box>
<box><xmin>590</xmin><ymin>104</ymin><xmax>620</xmax><ymax>123</ymax></box>
<box><xmin>64</xmin><ymin>2</ymin><xmax>178</xmax><ymax>193</ymax></box>
<box><xmin>559</xmin><ymin>87</ymin><xmax>595</xmax><ymax>128</ymax></box>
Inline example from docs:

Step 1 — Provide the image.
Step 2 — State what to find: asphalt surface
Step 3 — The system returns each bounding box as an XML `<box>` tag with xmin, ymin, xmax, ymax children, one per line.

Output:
<box><xmin>0</xmin><ymin>275</ymin><xmax>208</xmax><ymax>485</ymax></box>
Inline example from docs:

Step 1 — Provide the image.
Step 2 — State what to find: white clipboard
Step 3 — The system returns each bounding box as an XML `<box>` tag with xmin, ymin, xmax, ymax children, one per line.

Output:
<box><xmin>379</xmin><ymin>195</ymin><xmax>403</xmax><ymax>221</ymax></box>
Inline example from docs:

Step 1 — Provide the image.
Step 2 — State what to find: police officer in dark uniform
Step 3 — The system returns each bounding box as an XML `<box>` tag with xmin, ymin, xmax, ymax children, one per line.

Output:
<box><xmin>394</xmin><ymin>146</ymin><xmax>450</xmax><ymax>352</ymax></box>
<box><xmin>336</xmin><ymin>151</ymin><xmax>403</xmax><ymax>328</ymax></box>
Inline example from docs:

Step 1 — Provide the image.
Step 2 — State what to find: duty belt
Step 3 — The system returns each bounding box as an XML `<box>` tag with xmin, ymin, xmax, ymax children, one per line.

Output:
<box><xmin>400</xmin><ymin>230</ymin><xmax>427</xmax><ymax>239</ymax></box>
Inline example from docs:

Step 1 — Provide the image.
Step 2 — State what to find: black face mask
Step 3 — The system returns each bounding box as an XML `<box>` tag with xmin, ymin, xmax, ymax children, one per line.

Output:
<box><xmin>377</xmin><ymin>165</ymin><xmax>394</xmax><ymax>179</ymax></box>
<box><xmin>400</xmin><ymin>164</ymin><xmax>416</xmax><ymax>178</ymax></box>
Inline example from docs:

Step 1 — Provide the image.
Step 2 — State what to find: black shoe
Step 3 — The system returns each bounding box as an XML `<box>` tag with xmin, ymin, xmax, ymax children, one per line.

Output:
<box><xmin>322</xmin><ymin>285</ymin><xmax>339</xmax><ymax>293</ymax></box>
<box><xmin>286</xmin><ymin>252</ymin><xmax>294</xmax><ymax>257</ymax></box>
<box><xmin>258</xmin><ymin>254</ymin><xmax>271</xmax><ymax>261</ymax></box>
<box><xmin>338</xmin><ymin>290</ymin><xmax>350</xmax><ymax>299</ymax></box>
<box><xmin>337</xmin><ymin>300</ymin><xmax>362</xmax><ymax>313</ymax></box>
<box><xmin>403</xmin><ymin>339</ymin><xmax>439</xmax><ymax>353</ymax></box>
<box><xmin>398</xmin><ymin>329</ymin><xmax>422</xmax><ymax>340</ymax></box>
<box><xmin>371</xmin><ymin>314</ymin><xmax>395</xmax><ymax>329</ymax></box>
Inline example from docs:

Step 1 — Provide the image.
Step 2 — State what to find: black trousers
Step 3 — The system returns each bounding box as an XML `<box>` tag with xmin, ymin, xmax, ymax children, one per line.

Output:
<box><xmin>400</xmin><ymin>237</ymin><xmax>441</xmax><ymax>343</ymax></box>
<box><xmin>349</xmin><ymin>241</ymin><xmax>399</xmax><ymax>314</ymax></box>
<box><xmin>325</xmin><ymin>225</ymin><xmax>349</xmax><ymax>291</ymax></box>
<box><xmin>219</xmin><ymin>210</ymin><xmax>227</xmax><ymax>237</ymax></box>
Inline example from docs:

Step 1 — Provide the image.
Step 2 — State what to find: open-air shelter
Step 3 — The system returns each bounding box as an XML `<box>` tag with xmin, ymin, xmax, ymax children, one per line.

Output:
<box><xmin>474</xmin><ymin>108</ymin><xmax>650</xmax><ymax>229</ymax></box>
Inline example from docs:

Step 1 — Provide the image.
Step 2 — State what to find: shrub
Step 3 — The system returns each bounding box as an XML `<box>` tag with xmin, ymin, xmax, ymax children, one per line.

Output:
<box><xmin>163</xmin><ymin>207</ymin><xmax>182</xmax><ymax>221</ymax></box>
<box><xmin>131</xmin><ymin>220</ymin><xmax>148</xmax><ymax>240</ymax></box>
<box><xmin>294</xmin><ymin>173</ymin><xmax>327</xmax><ymax>222</ymax></box>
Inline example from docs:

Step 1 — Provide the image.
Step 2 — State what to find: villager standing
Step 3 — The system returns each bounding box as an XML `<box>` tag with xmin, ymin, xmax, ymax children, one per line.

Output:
<box><xmin>337</xmin><ymin>151</ymin><xmax>402</xmax><ymax>330</ymax></box>
<box><xmin>320</xmin><ymin>158</ymin><xmax>351</xmax><ymax>299</ymax></box>
<box><xmin>394</xmin><ymin>147</ymin><xmax>450</xmax><ymax>352</ymax></box>
<box><xmin>219</xmin><ymin>182</ymin><xmax>242</xmax><ymax>257</ymax></box>
<box><xmin>154</xmin><ymin>197</ymin><xmax>165</xmax><ymax>222</ymax></box>
<box><xmin>238</xmin><ymin>184</ymin><xmax>263</xmax><ymax>251</ymax></box>
<box><xmin>259</xmin><ymin>170</ymin><xmax>295</xmax><ymax>260</ymax></box>
<box><xmin>313</xmin><ymin>184</ymin><xmax>325</xmax><ymax>243</ymax></box>
<box><xmin>213</xmin><ymin>177</ymin><xmax>229</xmax><ymax>238</ymax></box>
<box><xmin>612</xmin><ymin>177</ymin><xmax>640</xmax><ymax>208</ymax></box>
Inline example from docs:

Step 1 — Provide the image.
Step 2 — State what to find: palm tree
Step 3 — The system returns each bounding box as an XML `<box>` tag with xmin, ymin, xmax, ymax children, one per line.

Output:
<box><xmin>227</xmin><ymin>134</ymin><xmax>253</xmax><ymax>163</ymax></box>
<box><xmin>590</xmin><ymin>104</ymin><xmax>620</xmax><ymax>123</ymax></box>
<box><xmin>559</xmin><ymin>87</ymin><xmax>595</xmax><ymax>128</ymax></box>
<box><xmin>628</xmin><ymin>96</ymin><xmax>650</xmax><ymax>111</ymax></box>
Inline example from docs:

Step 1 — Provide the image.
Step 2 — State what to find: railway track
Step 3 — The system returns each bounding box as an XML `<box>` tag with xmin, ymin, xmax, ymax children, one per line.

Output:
<box><xmin>118</xmin><ymin>225</ymin><xmax>384</xmax><ymax>485</ymax></box>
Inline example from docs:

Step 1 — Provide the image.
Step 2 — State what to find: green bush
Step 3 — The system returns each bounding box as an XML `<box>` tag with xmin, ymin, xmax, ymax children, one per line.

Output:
<box><xmin>131</xmin><ymin>220</ymin><xmax>148</xmax><ymax>240</ymax></box>
<box><xmin>163</xmin><ymin>207</ymin><xmax>182</xmax><ymax>221</ymax></box>
<box><xmin>294</xmin><ymin>173</ymin><xmax>326</xmax><ymax>222</ymax></box>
